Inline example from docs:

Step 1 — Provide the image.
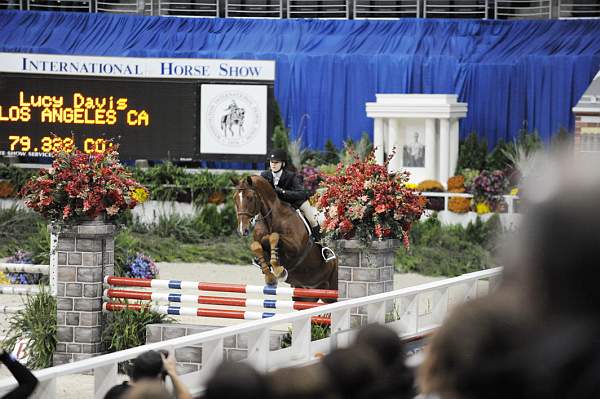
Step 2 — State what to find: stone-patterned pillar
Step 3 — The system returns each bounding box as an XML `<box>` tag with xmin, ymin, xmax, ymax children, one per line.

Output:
<box><xmin>51</xmin><ymin>219</ymin><xmax>115</xmax><ymax>366</ymax></box>
<box><xmin>336</xmin><ymin>239</ymin><xmax>399</xmax><ymax>326</ymax></box>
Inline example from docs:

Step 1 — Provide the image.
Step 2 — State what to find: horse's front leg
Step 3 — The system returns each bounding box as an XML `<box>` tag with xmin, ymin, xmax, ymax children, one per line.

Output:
<box><xmin>268</xmin><ymin>233</ymin><xmax>285</xmax><ymax>278</ymax></box>
<box><xmin>250</xmin><ymin>240</ymin><xmax>277</xmax><ymax>286</ymax></box>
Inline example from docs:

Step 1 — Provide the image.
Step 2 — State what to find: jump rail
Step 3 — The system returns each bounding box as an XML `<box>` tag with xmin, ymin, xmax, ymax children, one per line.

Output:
<box><xmin>0</xmin><ymin>267</ymin><xmax>502</xmax><ymax>399</ymax></box>
<box><xmin>104</xmin><ymin>276</ymin><xmax>339</xmax><ymax>299</ymax></box>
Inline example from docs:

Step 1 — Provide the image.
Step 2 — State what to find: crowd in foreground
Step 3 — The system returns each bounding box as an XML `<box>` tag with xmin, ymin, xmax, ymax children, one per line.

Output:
<box><xmin>3</xmin><ymin>153</ymin><xmax>600</xmax><ymax>399</ymax></box>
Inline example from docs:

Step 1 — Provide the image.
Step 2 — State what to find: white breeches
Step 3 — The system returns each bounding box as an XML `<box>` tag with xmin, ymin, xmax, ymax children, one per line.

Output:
<box><xmin>299</xmin><ymin>201</ymin><xmax>318</xmax><ymax>228</ymax></box>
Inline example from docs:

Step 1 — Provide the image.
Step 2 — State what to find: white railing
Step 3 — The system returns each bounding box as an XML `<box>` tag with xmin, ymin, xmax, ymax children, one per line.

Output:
<box><xmin>424</xmin><ymin>0</ymin><xmax>488</xmax><ymax>19</ymax></box>
<box><xmin>0</xmin><ymin>267</ymin><xmax>502</xmax><ymax>399</ymax></box>
<box><xmin>354</xmin><ymin>0</ymin><xmax>420</xmax><ymax>19</ymax></box>
<box><xmin>495</xmin><ymin>0</ymin><xmax>551</xmax><ymax>18</ymax></box>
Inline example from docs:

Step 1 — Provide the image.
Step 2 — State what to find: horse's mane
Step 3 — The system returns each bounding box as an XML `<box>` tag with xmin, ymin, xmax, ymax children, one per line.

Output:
<box><xmin>250</xmin><ymin>175</ymin><xmax>278</xmax><ymax>202</ymax></box>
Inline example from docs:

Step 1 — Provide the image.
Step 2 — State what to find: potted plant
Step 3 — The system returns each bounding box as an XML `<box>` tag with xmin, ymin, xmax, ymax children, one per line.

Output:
<box><xmin>470</xmin><ymin>170</ymin><xmax>509</xmax><ymax>214</ymax></box>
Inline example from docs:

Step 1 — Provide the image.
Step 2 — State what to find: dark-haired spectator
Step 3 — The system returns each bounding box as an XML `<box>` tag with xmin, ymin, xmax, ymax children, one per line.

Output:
<box><xmin>204</xmin><ymin>361</ymin><xmax>271</xmax><ymax>399</ymax></box>
<box><xmin>0</xmin><ymin>350</ymin><xmax>38</xmax><ymax>399</ymax></box>
<box><xmin>354</xmin><ymin>324</ymin><xmax>415</xmax><ymax>399</ymax></box>
<box><xmin>321</xmin><ymin>346</ymin><xmax>383</xmax><ymax>399</ymax></box>
<box><xmin>103</xmin><ymin>381</ymin><xmax>131</xmax><ymax>399</ymax></box>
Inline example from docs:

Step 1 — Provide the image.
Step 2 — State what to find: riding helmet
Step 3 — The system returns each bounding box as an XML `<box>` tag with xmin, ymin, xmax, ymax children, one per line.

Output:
<box><xmin>268</xmin><ymin>149</ymin><xmax>288</xmax><ymax>162</ymax></box>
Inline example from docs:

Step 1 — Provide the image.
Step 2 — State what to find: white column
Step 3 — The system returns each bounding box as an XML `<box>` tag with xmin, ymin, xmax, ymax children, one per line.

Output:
<box><xmin>374</xmin><ymin>117</ymin><xmax>384</xmax><ymax>164</ymax></box>
<box><xmin>389</xmin><ymin>118</ymin><xmax>402</xmax><ymax>172</ymax></box>
<box><xmin>383</xmin><ymin>118</ymin><xmax>390</xmax><ymax>161</ymax></box>
<box><xmin>450</xmin><ymin>118</ymin><xmax>460</xmax><ymax>177</ymax></box>
<box><xmin>425</xmin><ymin>118</ymin><xmax>436</xmax><ymax>182</ymax></box>
<box><xmin>439</xmin><ymin>118</ymin><xmax>450</xmax><ymax>188</ymax></box>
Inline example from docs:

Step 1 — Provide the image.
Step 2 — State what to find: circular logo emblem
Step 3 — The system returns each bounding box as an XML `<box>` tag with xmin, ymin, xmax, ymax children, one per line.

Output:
<box><xmin>206</xmin><ymin>90</ymin><xmax>261</xmax><ymax>147</ymax></box>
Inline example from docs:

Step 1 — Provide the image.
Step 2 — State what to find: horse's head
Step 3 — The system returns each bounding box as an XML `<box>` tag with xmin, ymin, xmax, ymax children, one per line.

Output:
<box><xmin>231</xmin><ymin>176</ymin><xmax>262</xmax><ymax>237</ymax></box>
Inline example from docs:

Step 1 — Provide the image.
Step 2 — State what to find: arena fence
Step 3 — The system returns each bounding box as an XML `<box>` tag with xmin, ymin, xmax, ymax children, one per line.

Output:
<box><xmin>0</xmin><ymin>267</ymin><xmax>502</xmax><ymax>399</ymax></box>
<box><xmin>1</xmin><ymin>0</ymin><xmax>599</xmax><ymax>19</ymax></box>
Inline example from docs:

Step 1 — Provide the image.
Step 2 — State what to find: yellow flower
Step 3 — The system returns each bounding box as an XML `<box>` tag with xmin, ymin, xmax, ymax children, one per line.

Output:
<box><xmin>404</xmin><ymin>183</ymin><xmax>418</xmax><ymax>190</ymax></box>
<box><xmin>510</xmin><ymin>187</ymin><xmax>519</xmax><ymax>196</ymax></box>
<box><xmin>0</xmin><ymin>271</ymin><xmax>9</xmax><ymax>285</ymax></box>
<box><xmin>476</xmin><ymin>202</ymin><xmax>491</xmax><ymax>215</ymax></box>
<box><xmin>131</xmin><ymin>187</ymin><xmax>149</xmax><ymax>203</ymax></box>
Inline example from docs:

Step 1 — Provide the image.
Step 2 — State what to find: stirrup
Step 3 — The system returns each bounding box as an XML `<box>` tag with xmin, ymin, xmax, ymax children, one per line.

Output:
<box><xmin>321</xmin><ymin>246</ymin><xmax>336</xmax><ymax>262</ymax></box>
<box><xmin>252</xmin><ymin>257</ymin><xmax>261</xmax><ymax>269</ymax></box>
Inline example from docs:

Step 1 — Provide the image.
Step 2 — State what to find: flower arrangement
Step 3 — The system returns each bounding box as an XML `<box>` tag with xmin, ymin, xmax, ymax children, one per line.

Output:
<box><xmin>470</xmin><ymin>170</ymin><xmax>509</xmax><ymax>211</ymax></box>
<box><xmin>6</xmin><ymin>250</ymin><xmax>41</xmax><ymax>285</ymax></box>
<box><xmin>20</xmin><ymin>144</ymin><xmax>148</xmax><ymax>223</ymax></box>
<box><xmin>447</xmin><ymin>175</ymin><xmax>465</xmax><ymax>192</ymax></box>
<box><xmin>0</xmin><ymin>180</ymin><xmax>15</xmax><ymax>198</ymax></box>
<box><xmin>317</xmin><ymin>151</ymin><xmax>425</xmax><ymax>246</ymax></box>
<box><xmin>299</xmin><ymin>166</ymin><xmax>321</xmax><ymax>194</ymax></box>
<box><xmin>448</xmin><ymin>197</ymin><xmax>472</xmax><ymax>214</ymax></box>
<box><xmin>124</xmin><ymin>253</ymin><xmax>159</xmax><ymax>279</ymax></box>
<box><xmin>417</xmin><ymin>180</ymin><xmax>445</xmax><ymax>211</ymax></box>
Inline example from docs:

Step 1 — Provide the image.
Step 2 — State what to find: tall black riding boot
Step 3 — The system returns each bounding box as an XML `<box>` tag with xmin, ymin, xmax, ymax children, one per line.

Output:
<box><xmin>311</xmin><ymin>225</ymin><xmax>322</xmax><ymax>243</ymax></box>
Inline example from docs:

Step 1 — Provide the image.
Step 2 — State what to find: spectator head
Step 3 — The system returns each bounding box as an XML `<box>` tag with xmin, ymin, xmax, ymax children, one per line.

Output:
<box><xmin>103</xmin><ymin>382</ymin><xmax>131</xmax><ymax>399</ymax></box>
<box><xmin>204</xmin><ymin>361</ymin><xmax>270</xmax><ymax>399</ymax></box>
<box><xmin>354</xmin><ymin>324</ymin><xmax>404</xmax><ymax>368</ymax></box>
<box><xmin>417</xmin><ymin>295</ymin><xmax>530</xmax><ymax>399</ymax></box>
<box><xmin>124</xmin><ymin>381</ymin><xmax>172</xmax><ymax>399</ymax></box>
<box><xmin>129</xmin><ymin>350</ymin><xmax>165</xmax><ymax>382</ymax></box>
<box><xmin>267</xmin><ymin>363</ymin><xmax>337</xmax><ymax>399</ymax></box>
<box><xmin>504</xmin><ymin>154</ymin><xmax>600</xmax><ymax>323</ymax></box>
<box><xmin>321</xmin><ymin>346</ymin><xmax>383</xmax><ymax>399</ymax></box>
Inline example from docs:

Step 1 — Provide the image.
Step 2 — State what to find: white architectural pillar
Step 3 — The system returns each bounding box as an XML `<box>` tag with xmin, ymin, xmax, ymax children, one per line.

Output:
<box><xmin>439</xmin><ymin>118</ymin><xmax>450</xmax><ymax>188</ymax></box>
<box><xmin>425</xmin><ymin>118</ymin><xmax>437</xmax><ymax>180</ymax></box>
<box><xmin>389</xmin><ymin>118</ymin><xmax>402</xmax><ymax>172</ymax></box>
<box><xmin>374</xmin><ymin>118</ymin><xmax>384</xmax><ymax>164</ymax></box>
<box><xmin>450</xmin><ymin>118</ymin><xmax>460</xmax><ymax>176</ymax></box>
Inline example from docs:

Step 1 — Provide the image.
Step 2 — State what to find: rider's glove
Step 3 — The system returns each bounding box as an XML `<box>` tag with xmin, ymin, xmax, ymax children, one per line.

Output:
<box><xmin>274</xmin><ymin>187</ymin><xmax>285</xmax><ymax>195</ymax></box>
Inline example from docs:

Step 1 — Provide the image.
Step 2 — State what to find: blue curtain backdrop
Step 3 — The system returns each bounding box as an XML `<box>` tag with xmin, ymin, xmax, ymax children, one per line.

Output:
<box><xmin>1</xmin><ymin>11</ymin><xmax>600</xmax><ymax>151</ymax></box>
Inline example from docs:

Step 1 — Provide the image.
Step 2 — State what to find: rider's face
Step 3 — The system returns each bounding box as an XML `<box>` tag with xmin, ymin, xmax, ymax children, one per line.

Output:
<box><xmin>270</xmin><ymin>160</ymin><xmax>283</xmax><ymax>173</ymax></box>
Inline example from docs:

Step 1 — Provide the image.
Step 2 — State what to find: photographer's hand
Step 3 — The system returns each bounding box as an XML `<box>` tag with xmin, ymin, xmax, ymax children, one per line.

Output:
<box><xmin>161</xmin><ymin>352</ymin><xmax>192</xmax><ymax>399</ymax></box>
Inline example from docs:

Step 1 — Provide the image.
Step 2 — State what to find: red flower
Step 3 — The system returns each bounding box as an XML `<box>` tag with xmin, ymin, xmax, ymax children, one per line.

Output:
<box><xmin>375</xmin><ymin>204</ymin><xmax>387</xmax><ymax>214</ymax></box>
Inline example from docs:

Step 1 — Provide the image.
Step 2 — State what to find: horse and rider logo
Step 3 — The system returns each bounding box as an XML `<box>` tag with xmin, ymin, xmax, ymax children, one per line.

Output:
<box><xmin>207</xmin><ymin>90</ymin><xmax>260</xmax><ymax>147</ymax></box>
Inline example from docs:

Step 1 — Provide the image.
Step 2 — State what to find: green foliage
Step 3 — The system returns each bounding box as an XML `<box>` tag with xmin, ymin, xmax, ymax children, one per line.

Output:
<box><xmin>396</xmin><ymin>215</ymin><xmax>503</xmax><ymax>277</ymax></box>
<box><xmin>103</xmin><ymin>303</ymin><xmax>172</xmax><ymax>372</ymax></box>
<box><xmin>26</xmin><ymin>222</ymin><xmax>51</xmax><ymax>265</ymax></box>
<box><xmin>324</xmin><ymin>139</ymin><xmax>340</xmax><ymax>165</ymax></box>
<box><xmin>339</xmin><ymin>133</ymin><xmax>373</xmax><ymax>164</ymax></box>
<box><xmin>456</xmin><ymin>132</ymin><xmax>488</xmax><ymax>173</ymax></box>
<box><xmin>0</xmin><ymin>164</ymin><xmax>37</xmax><ymax>193</ymax></box>
<box><xmin>0</xmin><ymin>206</ymin><xmax>45</xmax><ymax>258</ymax></box>
<box><xmin>272</xmin><ymin>125</ymin><xmax>290</xmax><ymax>153</ymax></box>
<box><xmin>1</xmin><ymin>286</ymin><xmax>56</xmax><ymax>369</ymax></box>
<box><xmin>280</xmin><ymin>323</ymin><xmax>331</xmax><ymax>348</ymax></box>
<box><xmin>485</xmin><ymin>139</ymin><xmax>512</xmax><ymax>171</ymax></box>
<box><xmin>502</xmin><ymin>128</ymin><xmax>543</xmax><ymax>170</ymax></box>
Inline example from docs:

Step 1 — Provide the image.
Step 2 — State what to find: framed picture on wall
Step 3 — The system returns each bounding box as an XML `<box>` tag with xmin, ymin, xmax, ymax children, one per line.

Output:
<box><xmin>402</xmin><ymin>130</ymin><xmax>425</xmax><ymax>168</ymax></box>
<box><xmin>199</xmin><ymin>83</ymin><xmax>271</xmax><ymax>161</ymax></box>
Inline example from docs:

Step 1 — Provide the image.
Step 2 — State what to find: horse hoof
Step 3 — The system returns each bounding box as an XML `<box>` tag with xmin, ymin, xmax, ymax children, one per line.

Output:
<box><xmin>265</xmin><ymin>274</ymin><xmax>278</xmax><ymax>286</ymax></box>
<box><xmin>277</xmin><ymin>268</ymin><xmax>288</xmax><ymax>283</ymax></box>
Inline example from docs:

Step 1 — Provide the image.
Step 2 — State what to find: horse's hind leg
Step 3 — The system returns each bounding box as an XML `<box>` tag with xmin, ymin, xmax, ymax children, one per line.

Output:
<box><xmin>268</xmin><ymin>233</ymin><xmax>285</xmax><ymax>278</ymax></box>
<box><xmin>250</xmin><ymin>241</ymin><xmax>276</xmax><ymax>286</ymax></box>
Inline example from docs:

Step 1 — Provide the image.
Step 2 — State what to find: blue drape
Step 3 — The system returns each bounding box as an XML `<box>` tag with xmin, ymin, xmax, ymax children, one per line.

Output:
<box><xmin>1</xmin><ymin>11</ymin><xmax>600</xmax><ymax>150</ymax></box>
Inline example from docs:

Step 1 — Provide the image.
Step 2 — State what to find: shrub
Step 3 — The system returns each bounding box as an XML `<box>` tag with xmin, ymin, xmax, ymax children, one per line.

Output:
<box><xmin>280</xmin><ymin>323</ymin><xmax>331</xmax><ymax>348</ymax></box>
<box><xmin>396</xmin><ymin>215</ymin><xmax>500</xmax><ymax>277</ymax></box>
<box><xmin>456</xmin><ymin>132</ymin><xmax>488</xmax><ymax>173</ymax></box>
<box><xmin>470</xmin><ymin>170</ymin><xmax>509</xmax><ymax>210</ymax></box>
<box><xmin>1</xmin><ymin>286</ymin><xmax>57</xmax><ymax>369</ymax></box>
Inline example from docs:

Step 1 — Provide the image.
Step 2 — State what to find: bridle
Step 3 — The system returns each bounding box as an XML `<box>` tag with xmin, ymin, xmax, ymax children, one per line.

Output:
<box><xmin>233</xmin><ymin>186</ymin><xmax>273</xmax><ymax>231</ymax></box>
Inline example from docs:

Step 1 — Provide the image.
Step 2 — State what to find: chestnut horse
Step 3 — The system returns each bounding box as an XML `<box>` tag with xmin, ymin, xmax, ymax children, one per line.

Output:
<box><xmin>231</xmin><ymin>175</ymin><xmax>338</xmax><ymax>302</ymax></box>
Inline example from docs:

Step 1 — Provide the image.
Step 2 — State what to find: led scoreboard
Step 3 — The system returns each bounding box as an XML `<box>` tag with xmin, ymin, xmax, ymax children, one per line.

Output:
<box><xmin>0</xmin><ymin>74</ymin><xmax>198</xmax><ymax>160</ymax></box>
<box><xmin>0</xmin><ymin>52</ymin><xmax>276</xmax><ymax>162</ymax></box>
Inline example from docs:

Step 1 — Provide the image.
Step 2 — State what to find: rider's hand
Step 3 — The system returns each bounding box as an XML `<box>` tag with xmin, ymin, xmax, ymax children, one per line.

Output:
<box><xmin>274</xmin><ymin>187</ymin><xmax>285</xmax><ymax>195</ymax></box>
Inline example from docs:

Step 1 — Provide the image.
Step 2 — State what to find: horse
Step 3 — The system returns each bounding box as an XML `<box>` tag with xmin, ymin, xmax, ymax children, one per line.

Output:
<box><xmin>231</xmin><ymin>175</ymin><xmax>338</xmax><ymax>303</ymax></box>
<box><xmin>221</xmin><ymin>108</ymin><xmax>245</xmax><ymax>137</ymax></box>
